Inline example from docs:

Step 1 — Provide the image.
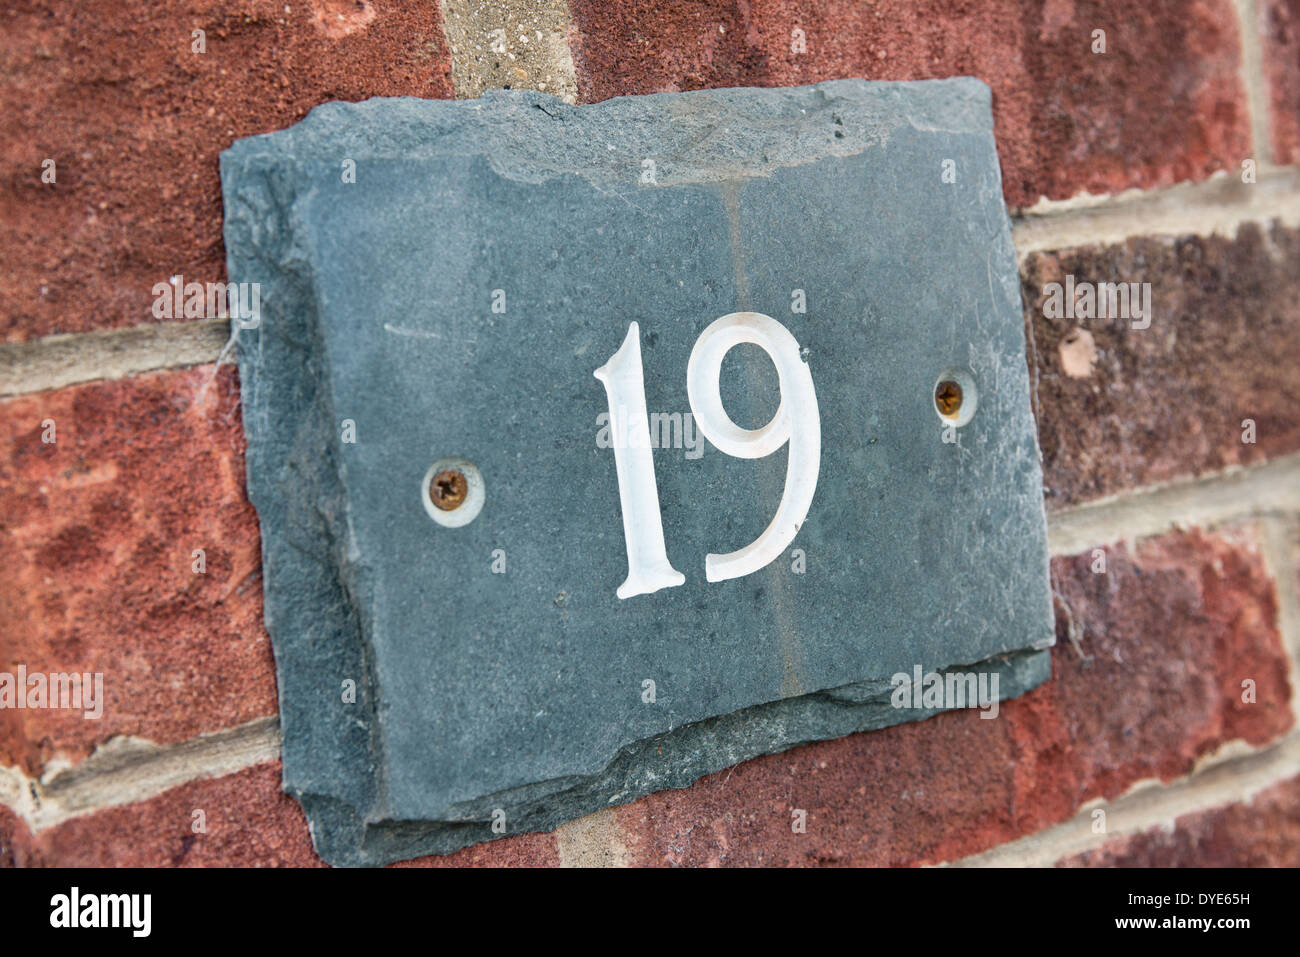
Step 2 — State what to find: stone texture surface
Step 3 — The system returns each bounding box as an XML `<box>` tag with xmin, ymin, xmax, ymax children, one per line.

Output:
<box><xmin>611</xmin><ymin>526</ymin><xmax>1293</xmax><ymax>865</ymax></box>
<box><xmin>222</xmin><ymin>80</ymin><xmax>1053</xmax><ymax>865</ymax></box>
<box><xmin>1058</xmin><ymin>772</ymin><xmax>1300</xmax><ymax>867</ymax></box>
<box><xmin>5</xmin><ymin>761</ymin><xmax>560</xmax><ymax>866</ymax></box>
<box><xmin>567</xmin><ymin>0</ymin><xmax>1252</xmax><ymax>209</ymax></box>
<box><xmin>1023</xmin><ymin>222</ymin><xmax>1300</xmax><ymax>509</ymax></box>
<box><xmin>440</xmin><ymin>0</ymin><xmax>578</xmax><ymax>102</ymax></box>
<box><xmin>0</xmin><ymin>365</ymin><xmax>276</xmax><ymax>777</ymax></box>
<box><xmin>0</xmin><ymin>0</ymin><xmax>454</xmax><ymax>342</ymax></box>
<box><xmin>1263</xmin><ymin>0</ymin><xmax>1300</xmax><ymax>165</ymax></box>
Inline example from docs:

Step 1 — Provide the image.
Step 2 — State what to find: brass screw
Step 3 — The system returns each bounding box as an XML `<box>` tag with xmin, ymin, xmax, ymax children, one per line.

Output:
<box><xmin>935</xmin><ymin>379</ymin><xmax>963</xmax><ymax>418</ymax></box>
<box><xmin>429</xmin><ymin>468</ymin><xmax>468</xmax><ymax>511</ymax></box>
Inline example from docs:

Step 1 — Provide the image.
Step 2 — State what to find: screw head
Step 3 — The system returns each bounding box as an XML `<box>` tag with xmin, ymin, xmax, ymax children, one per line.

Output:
<box><xmin>429</xmin><ymin>468</ymin><xmax>468</xmax><ymax>511</ymax></box>
<box><xmin>935</xmin><ymin>379</ymin><xmax>963</xmax><ymax>417</ymax></box>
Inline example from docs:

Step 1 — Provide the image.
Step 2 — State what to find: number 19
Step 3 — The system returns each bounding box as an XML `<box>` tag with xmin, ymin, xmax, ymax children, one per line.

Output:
<box><xmin>593</xmin><ymin>312</ymin><xmax>821</xmax><ymax>599</ymax></box>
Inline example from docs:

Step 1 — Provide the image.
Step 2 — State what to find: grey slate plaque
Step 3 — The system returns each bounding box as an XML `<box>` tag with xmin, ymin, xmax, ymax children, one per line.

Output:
<box><xmin>221</xmin><ymin>78</ymin><xmax>1054</xmax><ymax>866</ymax></box>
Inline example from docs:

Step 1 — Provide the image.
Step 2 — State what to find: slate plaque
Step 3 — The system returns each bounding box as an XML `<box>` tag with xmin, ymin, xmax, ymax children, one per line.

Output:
<box><xmin>221</xmin><ymin>78</ymin><xmax>1054</xmax><ymax>866</ymax></box>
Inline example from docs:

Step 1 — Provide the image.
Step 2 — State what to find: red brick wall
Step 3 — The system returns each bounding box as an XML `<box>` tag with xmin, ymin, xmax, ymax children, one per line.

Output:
<box><xmin>2</xmin><ymin>0</ymin><xmax>1299</xmax><ymax>867</ymax></box>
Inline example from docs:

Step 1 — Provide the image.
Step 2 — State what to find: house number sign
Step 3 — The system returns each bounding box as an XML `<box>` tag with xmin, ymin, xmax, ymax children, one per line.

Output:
<box><xmin>222</xmin><ymin>79</ymin><xmax>1055</xmax><ymax>866</ymax></box>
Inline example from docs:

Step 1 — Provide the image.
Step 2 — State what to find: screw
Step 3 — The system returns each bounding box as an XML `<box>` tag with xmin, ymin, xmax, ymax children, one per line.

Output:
<box><xmin>935</xmin><ymin>379</ymin><xmax>963</xmax><ymax>417</ymax></box>
<box><xmin>429</xmin><ymin>468</ymin><xmax>468</xmax><ymax>511</ymax></box>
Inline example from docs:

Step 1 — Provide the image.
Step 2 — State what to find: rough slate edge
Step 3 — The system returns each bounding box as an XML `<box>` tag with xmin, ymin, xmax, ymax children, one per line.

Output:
<box><xmin>220</xmin><ymin>79</ymin><xmax>1055</xmax><ymax>867</ymax></box>
<box><xmin>219</xmin><ymin>157</ymin><xmax>385</xmax><ymax>862</ymax></box>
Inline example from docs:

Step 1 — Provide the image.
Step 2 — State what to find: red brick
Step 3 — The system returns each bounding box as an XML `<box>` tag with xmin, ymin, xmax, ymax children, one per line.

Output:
<box><xmin>0</xmin><ymin>365</ymin><xmax>276</xmax><ymax>777</ymax></box>
<box><xmin>1058</xmin><ymin>772</ymin><xmax>1300</xmax><ymax>866</ymax></box>
<box><xmin>0</xmin><ymin>803</ymin><xmax>22</xmax><ymax>868</ymax></box>
<box><xmin>8</xmin><ymin>761</ymin><xmax>559</xmax><ymax>867</ymax></box>
<box><xmin>11</xmin><ymin>762</ymin><xmax>317</xmax><ymax>867</ymax></box>
<box><xmin>616</xmin><ymin>707</ymin><xmax>1021</xmax><ymax>866</ymax></box>
<box><xmin>568</xmin><ymin>0</ymin><xmax>1251</xmax><ymax>209</ymax></box>
<box><xmin>613</xmin><ymin>526</ymin><xmax>1293</xmax><ymax>866</ymax></box>
<box><xmin>0</xmin><ymin>0</ymin><xmax>454</xmax><ymax>342</ymax></box>
<box><xmin>1023</xmin><ymin>223</ymin><xmax>1300</xmax><ymax>509</ymax></box>
<box><xmin>395</xmin><ymin>832</ymin><xmax>560</xmax><ymax>868</ymax></box>
<box><xmin>1263</xmin><ymin>0</ymin><xmax>1300</xmax><ymax>165</ymax></box>
<box><xmin>1044</xmin><ymin>526</ymin><xmax>1294</xmax><ymax>774</ymax></box>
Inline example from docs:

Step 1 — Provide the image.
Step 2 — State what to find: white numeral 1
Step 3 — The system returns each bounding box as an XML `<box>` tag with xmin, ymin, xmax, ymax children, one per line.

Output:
<box><xmin>593</xmin><ymin>322</ymin><xmax>686</xmax><ymax>599</ymax></box>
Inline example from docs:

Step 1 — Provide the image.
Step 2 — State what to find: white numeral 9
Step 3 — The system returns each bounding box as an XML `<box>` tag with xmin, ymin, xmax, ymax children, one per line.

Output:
<box><xmin>595</xmin><ymin>313</ymin><xmax>819</xmax><ymax>598</ymax></box>
<box><xmin>687</xmin><ymin>312</ymin><xmax>820</xmax><ymax>582</ymax></box>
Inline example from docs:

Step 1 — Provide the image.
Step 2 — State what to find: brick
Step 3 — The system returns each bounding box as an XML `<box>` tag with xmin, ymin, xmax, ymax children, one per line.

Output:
<box><xmin>1046</xmin><ymin>526</ymin><xmax>1294</xmax><ymax>769</ymax></box>
<box><xmin>1023</xmin><ymin>222</ymin><xmax>1300</xmax><ymax>509</ymax></box>
<box><xmin>0</xmin><ymin>0</ymin><xmax>454</xmax><ymax>342</ymax></box>
<box><xmin>1058</xmin><ymin>772</ymin><xmax>1300</xmax><ymax>866</ymax></box>
<box><xmin>395</xmin><ymin>832</ymin><xmax>560</xmax><ymax>868</ymax></box>
<box><xmin>0</xmin><ymin>803</ymin><xmax>21</xmax><ymax>868</ymax></box>
<box><xmin>8</xmin><ymin>761</ymin><xmax>559</xmax><ymax>867</ymax></box>
<box><xmin>1263</xmin><ymin>0</ymin><xmax>1300</xmax><ymax>165</ymax></box>
<box><xmin>567</xmin><ymin>0</ymin><xmax>1251</xmax><ymax>209</ymax></box>
<box><xmin>10</xmin><ymin>762</ymin><xmax>317</xmax><ymax>867</ymax></box>
<box><xmin>616</xmin><ymin>707</ymin><xmax>1023</xmax><ymax>867</ymax></box>
<box><xmin>612</xmin><ymin>527</ymin><xmax>1292</xmax><ymax>866</ymax></box>
<box><xmin>0</xmin><ymin>365</ymin><xmax>276</xmax><ymax>777</ymax></box>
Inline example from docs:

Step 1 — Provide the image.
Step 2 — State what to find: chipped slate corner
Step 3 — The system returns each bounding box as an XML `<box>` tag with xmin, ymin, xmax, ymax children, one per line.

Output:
<box><xmin>220</xmin><ymin>79</ymin><xmax>1055</xmax><ymax>866</ymax></box>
